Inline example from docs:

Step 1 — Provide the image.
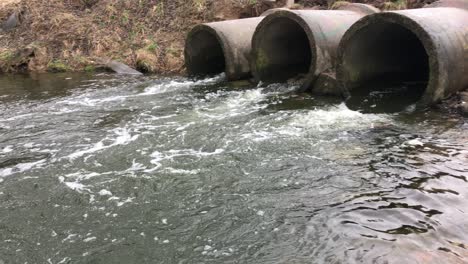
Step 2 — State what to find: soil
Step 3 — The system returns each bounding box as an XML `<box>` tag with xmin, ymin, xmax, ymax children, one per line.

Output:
<box><xmin>0</xmin><ymin>0</ymin><xmax>300</xmax><ymax>74</ymax></box>
<box><xmin>0</xmin><ymin>0</ymin><xmax>438</xmax><ymax>75</ymax></box>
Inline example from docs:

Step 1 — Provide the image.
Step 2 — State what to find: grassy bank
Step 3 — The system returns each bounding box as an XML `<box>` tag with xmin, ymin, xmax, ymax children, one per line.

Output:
<box><xmin>0</xmin><ymin>0</ymin><xmax>435</xmax><ymax>74</ymax></box>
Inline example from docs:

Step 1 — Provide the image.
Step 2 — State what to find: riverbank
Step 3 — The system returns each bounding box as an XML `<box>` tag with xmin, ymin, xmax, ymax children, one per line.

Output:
<box><xmin>0</xmin><ymin>0</ymin><xmax>436</xmax><ymax>75</ymax></box>
<box><xmin>1</xmin><ymin>0</ymin><xmax>466</xmax><ymax>116</ymax></box>
<box><xmin>0</xmin><ymin>0</ymin><xmax>282</xmax><ymax>74</ymax></box>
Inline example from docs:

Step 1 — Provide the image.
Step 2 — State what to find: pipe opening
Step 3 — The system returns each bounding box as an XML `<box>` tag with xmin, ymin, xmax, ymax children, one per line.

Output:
<box><xmin>185</xmin><ymin>29</ymin><xmax>225</xmax><ymax>77</ymax></box>
<box><xmin>254</xmin><ymin>17</ymin><xmax>312</xmax><ymax>83</ymax></box>
<box><xmin>342</xmin><ymin>21</ymin><xmax>430</xmax><ymax>112</ymax></box>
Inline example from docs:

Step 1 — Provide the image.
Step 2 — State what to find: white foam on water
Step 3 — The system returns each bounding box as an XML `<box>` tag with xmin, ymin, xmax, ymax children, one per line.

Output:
<box><xmin>23</xmin><ymin>142</ymin><xmax>35</xmax><ymax>148</ymax></box>
<box><xmin>55</xmin><ymin>75</ymin><xmax>224</xmax><ymax>111</ymax></box>
<box><xmin>240</xmin><ymin>131</ymin><xmax>274</xmax><ymax>142</ymax></box>
<box><xmin>0</xmin><ymin>159</ymin><xmax>46</xmax><ymax>178</ymax></box>
<box><xmin>66</xmin><ymin>127</ymin><xmax>139</xmax><ymax>160</ymax></box>
<box><xmin>164</xmin><ymin>167</ymin><xmax>200</xmax><ymax>175</ymax></box>
<box><xmin>62</xmin><ymin>234</ymin><xmax>78</xmax><ymax>243</ymax></box>
<box><xmin>2</xmin><ymin>145</ymin><xmax>13</xmax><ymax>153</ymax></box>
<box><xmin>117</xmin><ymin>197</ymin><xmax>135</xmax><ymax>207</ymax></box>
<box><xmin>126</xmin><ymin>160</ymin><xmax>147</xmax><ymax>172</ymax></box>
<box><xmin>176</xmin><ymin>122</ymin><xmax>195</xmax><ymax>131</ymax></box>
<box><xmin>288</xmin><ymin>104</ymin><xmax>389</xmax><ymax>132</ymax></box>
<box><xmin>237</xmin><ymin>104</ymin><xmax>390</xmax><ymax>144</ymax></box>
<box><xmin>57</xmin><ymin>257</ymin><xmax>71</xmax><ymax>264</ymax></box>
<box><xmin>149</xmin><ymin>148</ymin><xmax>224</xmax><ymax>168</ymax></box>
<box><xmin>405</xmin><ymin>138</ymin><xmax>424</xmax><ymax>147</ymax></box>
<box><xmin>142</xmin><ymin>74</ymin><xmax>225</xmax><ymax>95</ymax></box>
<box><xmin>139</xmin><ymin>112</ymin><xmax>178</xmax><ymax>121</ymax></box>
<box><xmin>99</xmin><ymin>189</ymin><xmax>113</xmax><ymax>196</ymax></box>
<box><xmin>196</xmin><ymin>89</ymin><xmax>267</xmax><ymax>120</ymax></box>
<box><xmin>145</xmin><ymin>148</ymin><xmax>223</xmax><ymax>173</ymax></box>
<box><xmin>83</xmin><ymin>237</ymin><xmax>97</xmax><ymax>243</ymax></box>
<box><xmin>57</xmin><ymin>88</ymin><xmax>135</xmax><ymax>107</ymax></box>
<box><xmin>62</xmin><ymin>171</ymin><xmax>101</xmax><ymax>182</ymax></box>
<box><xmin>0</xmin><ymin>113</ymin><xmax>35</xmax><ymax>122</ymax></box>
<box><xmin>60</xmin><ymin>180</ymin><xmax>89</xmax><ymax>193</ymax></box>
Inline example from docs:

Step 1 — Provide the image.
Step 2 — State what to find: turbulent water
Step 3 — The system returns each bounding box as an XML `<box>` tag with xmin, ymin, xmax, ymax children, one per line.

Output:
<box><xmin>0</xmin><ymin>73</ymin><xmax>467</xmax><ymax>264</ymax></box>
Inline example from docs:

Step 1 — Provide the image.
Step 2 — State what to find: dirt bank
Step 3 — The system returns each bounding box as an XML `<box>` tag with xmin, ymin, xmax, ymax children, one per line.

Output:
<box><xmin>0</xmin><ymin>0</ymin><xmax>437</xmax><ymax>75</ymax></box>
<box><xmin>0</xmin><ymin>0</ymin><xmax>302</xmax><ymax>74</ymax></box>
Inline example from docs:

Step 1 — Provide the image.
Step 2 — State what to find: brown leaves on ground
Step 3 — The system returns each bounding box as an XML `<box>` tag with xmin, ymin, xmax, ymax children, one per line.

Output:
<box><xmin>0</xmin><ymin>0</ymin><xmax>438</xmax><ymax>74</ymax></box>
<box><xmin>0</xmin><ymin>0</ymin><xmax>217</xmax><ymax>73</ymax></box>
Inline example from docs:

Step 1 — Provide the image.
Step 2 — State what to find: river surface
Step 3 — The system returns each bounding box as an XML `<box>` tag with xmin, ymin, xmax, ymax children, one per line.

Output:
<box><xmin>0</xmin><ymin>73</ymin><xmax>467</xmax><ymax>264</ymax></box>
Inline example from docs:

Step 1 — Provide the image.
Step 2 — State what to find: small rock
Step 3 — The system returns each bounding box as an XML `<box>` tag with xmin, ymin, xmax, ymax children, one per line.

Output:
<box><xmin>97</xmin><ymin>58</ymin><xmax>142</xmax><ymax>75</ymax></box>
<box><xmin>457</xmin><ymin>91</ymin><xmax>468</xmax><ymax>116</ymax></box>
<box><xmin>309</xmin><ymin>72</ymin><xmax>343</xmax><ymax>96</ymax></box>
<box><xmin>106</xmin><ymin>60</ymin><xmax>142</xmax><ymax>75</ymax></box>
<box><xmin>2</xmin><ymin>12</ymin><xmax>19</xmax><ymax>32</ymax></box>
<box><xmin>459</xmin><ymin>101</ymin><xmax>468</xmax><ymax>117</ymax></box>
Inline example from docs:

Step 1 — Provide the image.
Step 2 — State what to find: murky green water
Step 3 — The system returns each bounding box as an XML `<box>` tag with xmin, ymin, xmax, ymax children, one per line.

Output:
<box><xmin>0</xmin><ymin>73</ymin><xmax>467</xmax><ymax>264</ymax></box>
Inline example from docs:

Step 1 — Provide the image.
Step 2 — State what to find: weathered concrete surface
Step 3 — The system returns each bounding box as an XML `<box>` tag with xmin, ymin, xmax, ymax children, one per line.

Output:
<box><xmin>184</xmin><ymin>9</ymin><xmax>286</xmax><ymax>81</ymax></box>
<box><xmin>97</xmin><ymin>58</ymin><xmax>143</xmax><ymax>75</ymax></box>
<box><xmin>250</xmin><ymin>3</ymin><xmax>379</xmax><ymax>90</ymax></box>
<box><xmin>185</xmin><ymin>17</ymin><xmax>262</xmax><ymax>81</ymax></box>
<box><xmin>336</xmin><ymin>0</ymin><xmax>468</xmax><ymax>106</ymax></box>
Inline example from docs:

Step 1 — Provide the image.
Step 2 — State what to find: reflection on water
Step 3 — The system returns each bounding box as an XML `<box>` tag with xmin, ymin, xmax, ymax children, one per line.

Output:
<box><xmin>0</xmin><ymin>73</ymin><xmax>467</xmax><ymax>263</ymax></box>
<box><xmin>345</xmin><ymin>79</ymin><xmax>426</xmax><ymax>113</ymax></box>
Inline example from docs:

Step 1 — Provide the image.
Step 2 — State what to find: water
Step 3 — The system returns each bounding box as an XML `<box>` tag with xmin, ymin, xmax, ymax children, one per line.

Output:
<box><xmin>344</xmin><ymin>78</ymin><xmax>427</xmax><ymax>113</ymax></box>
<box><xmin>0</xmin><ymin>73</ymin><xmax>467</xmax><ymax>264</ymax></box>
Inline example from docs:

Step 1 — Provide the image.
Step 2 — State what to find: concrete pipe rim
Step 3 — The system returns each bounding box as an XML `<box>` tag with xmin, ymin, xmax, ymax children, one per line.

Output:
<box><xmin>335</xmin><ymin>3</ymin><xmax>381</xmax><ymax>15</ymax></box>
<box><xmin>251</xmin><ymin>10</ymin><xmax>317</xmax><ymax>84</ymax></box>
<box><xmin>426</xmin><ymin>0</ymin><xmax>468</xmax><ymax>10</ymax></box>
<box><xmin>336</xmin><ymin>12</ymin><xmax>439</xmax><ymax>106</ymax></box>
<box><xmin>184</xmin><ymin>24</ymin><xmax>233</xmax><ymax>79</ymax></box>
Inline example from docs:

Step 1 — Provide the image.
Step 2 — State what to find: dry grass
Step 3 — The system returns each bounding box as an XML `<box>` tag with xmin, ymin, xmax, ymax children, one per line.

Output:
<box><xmin>0</xmin><ymin>0</ymin><xmax>437</xmax><ymax>74</ymax></box>
<box><xmin>382</xmin><ymin>0</ymin><xmax>408</xmax><ymax>10</ymax></box>
<box><xmin>0</xmin><ymin>0</ymin><xmax>225</xmax><ymax>73</ymax></box>
<box><xmin>0</xmin><ymin>0</ymin><xmax>20</xmax><ymax>9</ymax></box>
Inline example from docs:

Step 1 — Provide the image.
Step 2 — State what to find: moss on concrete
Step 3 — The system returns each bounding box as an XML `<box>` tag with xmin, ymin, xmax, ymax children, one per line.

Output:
<box><xmin>255</xmin><ymin>49</ymin><xmax>269</xmax><ymax>71</ymax></box>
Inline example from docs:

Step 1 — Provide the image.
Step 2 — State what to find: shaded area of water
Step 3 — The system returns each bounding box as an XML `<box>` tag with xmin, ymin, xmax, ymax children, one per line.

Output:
<box><xmin>0</xmin><ymin>73</ymin><xmax>467</xmax><ymax>263</ymax></box>
<box><xmin>345</xmin><ymin>78</ymin><xmax>426</xmax><ymax>113</ymax></box>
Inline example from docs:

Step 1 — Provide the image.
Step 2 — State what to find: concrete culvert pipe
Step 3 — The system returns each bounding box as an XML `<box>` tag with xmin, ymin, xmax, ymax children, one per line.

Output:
<box><xmin>251</xmin><ymin>4</ymin><xmax>379</xmax><ymax>89</ymax></box>
<box><xmin>185</xmin><ymin>9</ymin><xmax>286</xmax><ymax>81</ymax></box>
<box><xmin>337</xmin><ymin>0</ymin><xmax>468</xmax><ymax>111</ymax></box>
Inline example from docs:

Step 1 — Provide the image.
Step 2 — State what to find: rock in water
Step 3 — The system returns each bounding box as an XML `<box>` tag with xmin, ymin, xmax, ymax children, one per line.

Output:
<box><xmin>105</xmin><ymin>60</ymin><xmax>143</xmax><ymax>75</ymax></box>
<box><xmin>459</xmin><ymin>91</ymin><xmax>468</xmax><ymax>116</ymax></box>
<box><xmin>310</xmin><ymin>73</ymin><xmax>342</xmax><ymax>96</ymax></box>
<box><xmin>2</xmin><ymin>12</ymin><xmax>19</xmax><ymax>32</ymax></box>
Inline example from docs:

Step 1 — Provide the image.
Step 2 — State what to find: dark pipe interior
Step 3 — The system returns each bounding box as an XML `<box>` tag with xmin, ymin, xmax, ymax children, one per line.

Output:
<box><xmin>185</xmin><ymin>30</ymin><xmax>225</xmax><ymax>77</ymax></box>
<box><xmin>342</xmin><ymin>21</ymin><xmax>429</xmax><ymax>112</ymax></box>
<box><xmin>255</xmin><ymin>18</ymin><xmax>311</xmax><ymax>83</ymax></box>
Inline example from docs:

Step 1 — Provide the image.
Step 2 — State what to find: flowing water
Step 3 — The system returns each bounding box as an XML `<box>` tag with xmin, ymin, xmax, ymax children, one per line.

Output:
<box><xmin>0</xmin><ymin>73</ymin><xmax>467</xmax><ymax>264</ymax></box>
